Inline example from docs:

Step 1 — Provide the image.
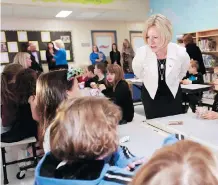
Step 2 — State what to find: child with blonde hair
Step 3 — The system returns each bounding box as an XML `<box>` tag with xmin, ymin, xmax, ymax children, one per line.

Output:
<box><xmin>131</xmin><ymin>140</ymin><xmax>218</xmax><ymax>185</ymax></box>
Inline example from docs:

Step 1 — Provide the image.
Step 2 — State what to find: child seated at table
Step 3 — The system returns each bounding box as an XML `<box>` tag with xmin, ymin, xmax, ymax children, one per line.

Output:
<box><xmin>99</xmin><ymin>64</ymin><xmax>134</xmax><ymax>124</ymax></box>
<box><xmin>131</xmin><ymin>140</ymin><xmax>218</xmax><ymax>185</ymax></box>
<box><xmin>28</xmin><ymin>68</ymin><xmax>83</xmax><ymax>153</ymax></box>
<box><xmin>85</xmin><ymin>65</ymin><xmax>98</xmax><ymax>88</ymax></box>
<box><xmin>35</xmin><ymin>97</ymin><xmax>140</xmax><ymax>185</ymax></box>
<box><xmin>197</xmin><ymin>66</ymin><xmax>218</xmax><ymax>120</ymax></box>
<box><xmin>90</xmin><ymin>63</ymin><xmax>106</xmax><ymax>88</ymax></box>
<box><xmin>1</xmin><ymin>64</ymin><xmax>23</xmax><ymax>129</ymax></box>
<box><xmin>182</xmin><ymin>60</ymin><xmax>204</xmax><ymax>113</ymax></box>
<box><xmin>1</xmin><ymin>68</ymin><xmax>38</xmax><ymax>143</ymax></box>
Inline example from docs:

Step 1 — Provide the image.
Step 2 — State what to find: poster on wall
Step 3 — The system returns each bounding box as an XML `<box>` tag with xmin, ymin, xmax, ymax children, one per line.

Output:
<box><xmin>1</xmin><ymin>42</ymin><xmax>7</xmax><ymax>52</ymax></box>
<box><xmin>60</xmin><ymin>36</ymin><xmax>70</xmax><ymax>43</ymax></box>
<box><xmin>95</xmin><ymin>36</ymin><xmax>112</xmax><ymax>57</ymax></box>
<box><xmin>91</xmin><ymin>30</ymin><xmax>117</xmax><ymax>57</ymax></box>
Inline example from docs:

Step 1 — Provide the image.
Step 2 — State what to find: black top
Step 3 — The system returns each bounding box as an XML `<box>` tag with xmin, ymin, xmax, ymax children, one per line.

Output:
<box><xmin>1</xmin><ymin>103</ymin><xmax>38</xmax><ymax>143</ymax></box>
<box><xmin>186</xmin><ymin>43</ymin><xmax>206</xmax><ymax>75</ymax></box>
<box><xmin>46</xmin><ymin>50</ymin><xmax>56</xmax><ymax>70</ymax></box>
<box><xmin>155</xmin><ymin>59</ymin><xmax>174</xmax><ymax>100</ymax></box>
<box><xmin>110</xmin><ymin>51</ymin><xmax>121</xmax><ymax>65</ymax></box>
<box><xmin>212</xmin><ymin>93</ymin><xmax>218</xmax><ymax>112</ymax></box>
<box><xmin>29</xmin><ymin>51</ymin><xmax>43</xmax><ymax>72</ymax></box>
<box><xmin>85</xmin><ymin>76</ymin><xmax>98</xmax><ymax>88</ymax></box>
<box><xmin>141</xmin><ymin>59</ymin><xmax>183</xmax><ymax>119</ymax></box>
<box><xmin>183</xmin><ymin>72</ymin><xmax>204</xmax><ymax>84</ymax></box>
<box><xmin>96</xmin><ymin>76</ymin><xmax>106</xmax><ymax>85</ymax></box>
<box><xmin>1</xmin><ymin>83</ymin><xmax>17</xmax><ymax>127</ymax></box>
<box><xmin>102</xmin><ymin>80</ymin><xmax>134</xmax><ymax>122</ymax></box>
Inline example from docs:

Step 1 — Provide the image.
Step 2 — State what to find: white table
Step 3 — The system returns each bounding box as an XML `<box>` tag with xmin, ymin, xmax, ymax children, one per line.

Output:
<box><xmin>118</xmin><ymin>113</ymin><xmax>168</xmax><ymax>158</ymax></box>
<box><xmin>145</xmin><ymin>113</ymin><xmax>218</xmax><ymax>151</ymax></box>
<box><xmin>181</xmin><ymin>84</ymin><xmax>211</xmax><ymax>94</ymax></box>
<box><xmin>127</xmin><ymin>78</ymin><xmax>211</xmax><ymax>93</ymax></box>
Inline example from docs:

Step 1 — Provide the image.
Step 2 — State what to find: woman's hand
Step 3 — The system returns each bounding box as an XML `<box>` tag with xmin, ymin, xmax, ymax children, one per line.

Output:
<box><xmin>201</xmin><ymin>111</ymin><xmax>218</xmax><ymax>120</ymax></box>
<box><xmin>99</xmin><ymin>84</ymin><xmax>106</xmax><ymax>91</ymax></box>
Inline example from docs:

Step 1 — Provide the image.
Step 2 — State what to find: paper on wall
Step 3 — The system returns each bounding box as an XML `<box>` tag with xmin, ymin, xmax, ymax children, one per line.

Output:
<box><xmin>40</xmin><ymin>50</ymin><xmax>46</xmax><ymax>61</ymax></box>
<box><xmin>7</xmin><ymin>42</ymin><xmax>18</xmax><ymax>53</ymax></box>
<box><xmin>41</xmin><ymin>32</ymin><xmax>51</xmax><ymax>42</ymax></box>
<box><xmin>0</xmin><ymin>52</ymin><xmax>9</xmax><ymax>63</ymax></box>
<box><xmin>0</xmin><ymin>31</ymin><xmax>6</xmax><ymax>42</ymax></box>
<box><xmin>66</xmin><ymin>50</ymin><xmax>71</xmax><ymax>60</ymax></box>
<box><xmin>17</xmin><ymin>31</ymin><xmax>28</xmax><ymax>42</ymax></box>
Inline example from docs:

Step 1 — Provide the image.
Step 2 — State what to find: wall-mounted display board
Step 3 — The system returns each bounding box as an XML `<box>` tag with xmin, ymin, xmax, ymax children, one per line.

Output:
<box><xmin>0</xmin><ymin>30</ymin><xmax>73</xmax><ymax>65</ymax></box>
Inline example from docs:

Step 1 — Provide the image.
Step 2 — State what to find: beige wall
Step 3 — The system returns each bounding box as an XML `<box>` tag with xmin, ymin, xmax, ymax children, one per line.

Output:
<box><xmin>1</xmin><ymin>18</ymin><xmax>145</xmax><ymax>71</ymax></box>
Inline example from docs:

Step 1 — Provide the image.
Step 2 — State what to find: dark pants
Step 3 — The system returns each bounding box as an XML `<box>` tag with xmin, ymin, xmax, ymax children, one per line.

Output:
<box><xmin>141</xmin><ymin>85</ymin><xmax>183</xmax><ymax>119</ymax></box>
<box><xmin>182</xmin><ymin>93</ymin><xmax>202</xmax><ymax>113</ymax></box>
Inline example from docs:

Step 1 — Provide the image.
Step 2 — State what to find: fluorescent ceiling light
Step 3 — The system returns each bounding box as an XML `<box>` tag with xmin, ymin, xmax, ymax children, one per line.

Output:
<box><xmin>56</xmin><ymin>11</ymin><xmax>72</xmax><ymax>18</ymax></box>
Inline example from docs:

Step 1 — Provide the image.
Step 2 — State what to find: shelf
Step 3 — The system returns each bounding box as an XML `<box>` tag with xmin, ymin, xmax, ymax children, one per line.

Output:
<box><xmin>202</xmin><ymin>51</ymin><xmax>218</xmax><ymax>53</ymax></box>
<box><xmin>198</xmin><ymin>34</ymin><xmax>218</xmax><ymax>38</ymax></box>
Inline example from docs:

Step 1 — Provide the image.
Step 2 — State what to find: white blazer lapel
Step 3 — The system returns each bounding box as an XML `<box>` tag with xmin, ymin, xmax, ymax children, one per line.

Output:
<box><xmin>166</xmin><ymin>43</ymin><xmax>177</xmax><ymax>77</ymax></box>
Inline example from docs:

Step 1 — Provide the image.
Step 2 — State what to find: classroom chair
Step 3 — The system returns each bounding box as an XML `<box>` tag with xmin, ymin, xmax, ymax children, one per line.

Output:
<box><xmin>1</xmin><ymin>137</ymin><xmax>39</xmax><ymax>184</ymax></box>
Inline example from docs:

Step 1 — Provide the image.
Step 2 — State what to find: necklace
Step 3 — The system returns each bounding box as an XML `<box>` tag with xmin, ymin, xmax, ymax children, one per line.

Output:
<box><xmin>157</xmin><ymin>59</ymin><xmax>166</xmax><ymax>81</ymax></box>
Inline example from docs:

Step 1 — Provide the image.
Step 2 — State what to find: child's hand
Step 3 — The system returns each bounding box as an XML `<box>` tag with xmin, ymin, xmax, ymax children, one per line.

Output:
<box><xmin>99</xmin><ymin>84</ymin><xmax>106</xmax><ymax>91</ymax></box>
<box><xmin>183</xmin><ymin>79</ymin><xmax>191</xmax><ymax>85</ymax></box>
<box><xmin>90</xmin><ymin>82</ymin><xmax>98</xmax><ymax>89</ymax></box>
<box><xmin>202</xmin><ymin>111</ymin><xmax>218</xmax><ymax>120</ymax></box>
<box><xmin>125</xmin><ymin>157</ymin><xmax>147</xmax><ymax>171</ymax></box>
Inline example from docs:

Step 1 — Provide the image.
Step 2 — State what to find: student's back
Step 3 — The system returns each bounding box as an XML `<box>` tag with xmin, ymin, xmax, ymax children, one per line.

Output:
<box><xmin>1</xmin><ymin>68</ymin><xmax>38</xmax><ymax>143</ymax></box>
<box><xmin>1</xmin><ymin>64</ymin><xmax>23</xmax><ymax>128</ymax></box>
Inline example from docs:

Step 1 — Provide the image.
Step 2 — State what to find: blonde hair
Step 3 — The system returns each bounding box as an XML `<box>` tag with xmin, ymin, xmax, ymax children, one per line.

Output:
<box><xmin>190</xmin><ymin>59</ymin><xmax>199</xmax><ymax>70</ymax></box>
<box><xmin>54</xmin><ymin>39</ymin><xmax>65</xmax><ymax>49</ymax></box>
<box><xmin>143</xmin><ymin>14</ymin><xmax>172</xmax><ymax>47</ymax></box>
<box><xmin>13</xmin><ymin>52</ymin><xmax>31</xmax><ymax>69</ymax></box>
<box><xmin>131</xmin><ymin>140</ymin><xmax>218</xmax><ymax>185</ymax></box>
<box><xmin>50</xmin><ymin>97</ymin><xmax>122</xmax><ymax>161</ymax></box>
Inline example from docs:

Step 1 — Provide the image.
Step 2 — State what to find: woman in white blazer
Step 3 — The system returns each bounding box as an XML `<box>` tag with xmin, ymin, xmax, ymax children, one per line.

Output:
<box><xmin>132</xmin><ymin>14</ymin><xmax>190</xmax><ymax>119</ymax></box>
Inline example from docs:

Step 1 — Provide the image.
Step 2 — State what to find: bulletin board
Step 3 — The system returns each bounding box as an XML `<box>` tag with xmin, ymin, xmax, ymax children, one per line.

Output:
<box><xmin>0</xmin><ymin>30</ymin><xmax>74</xmax><ymax>65</ymax></box>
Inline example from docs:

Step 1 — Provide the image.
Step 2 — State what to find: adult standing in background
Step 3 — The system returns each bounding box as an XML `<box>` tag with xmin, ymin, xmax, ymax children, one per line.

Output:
<box><xmin>13</xmin><ymin>52</ymin><xmax>33</xmax><ymax>69</ymax></box>
<box><xmin>46</xmin><ymin>42</ymin><xmax>56</xmax><ymax>71</ymax></box>
<box><xmin>183</xmin><ymin>34</ymin><xmax>206</xmax><ymax>75</ymax></box>
<box><xmin>90</xmin><ymin>45</ymin><xmax>106</xmax><ymax>65</ymax></box>
<box><xmin>122</xmin><ymin>39</ymin><xmax>134</xmax><ymax>73</ymax></box>
<box><xmin>110</xmin><ymin>43</ymin><xmax>121</xmax><ymax>65</ymax></box>
<box><xmin>28</xmin><ymin>42</ymin><xmax>43</xmax><ymax>72</ymax></box>
<box><xmin>52</xmin><ymin>39</ymin><xmax>68</xmax><ymax>70</ymax></box>
<box><xmin>132</xmin><ymin>14</ymin><xmax>190</xmax><ymax>119</ymax></box>
<box><xmin>20</xmin><ymin>43</ymin><xmax>43</xmax><ymax>73</ymax></box>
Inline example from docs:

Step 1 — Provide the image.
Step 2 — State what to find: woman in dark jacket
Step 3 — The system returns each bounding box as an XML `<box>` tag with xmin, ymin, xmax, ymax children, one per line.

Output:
<box><xmin>183</xmin><ymin>34</ymin><xmax>206</xmax><ymax>75</ymax></box>
<box><xmin>110</xmin><ymin>43</ymin><xmax>121</xmax><ymax>66</ymax></box>
<box><xmin>46</xmin><ymin>42</ymin><xmax>56</xmax><ymax>71</ymax></box>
